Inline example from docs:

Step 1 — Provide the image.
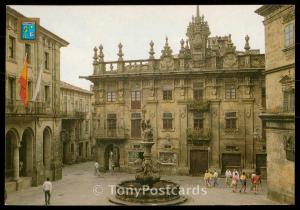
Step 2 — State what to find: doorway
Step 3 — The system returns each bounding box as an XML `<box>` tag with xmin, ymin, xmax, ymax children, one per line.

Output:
<box><xmin>190</xmin><ymin>150</ymin><xmax>208</xmax><ymax>175</ymax></box>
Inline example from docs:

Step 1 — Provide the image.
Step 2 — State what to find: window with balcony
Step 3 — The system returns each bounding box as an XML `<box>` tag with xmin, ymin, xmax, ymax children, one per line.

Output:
<box><xmin>194</xmin><ymin>112</ymin><xmax>204</xmax><ymax>129</ymax></box>
<box><xmin>63</xmin><ymin>96</ymin><xmax>67</xmax><ymax>113</ymax></box>
<box><xmin>193</xmin><ymin>82</ymin><xmax>204</xmax><ymax>102</ymax></box>
<box><xmin>284</xmin><ymin>23</ymin><xmax>294</xmax><ymax>48</ymax></box>
<box><xmin>107</xmin><ymin>114</ymin><xmax>117</xmax><ymax>137</ymax></box>
<box><xmin>225</xmin><ymin>82</ymin><xmax>236</xmax><ymax>99</ymax></box>
<box><xmin>44</xmin><ymin>85</ymin><xmax>50</xmax><ymax>102</ymax></box>
<box><xmin>25</xmin><ymin>44</ymin><xmax>31</xmax><ymax>64</ymax></box>
<box><xmin>131</xmin><ymin>91</ymin><xmax>141</xmax><ymax>109</ymax></box>
<box><xmin>85</xmin><ymin>120</ymin><xmax>89</xmax><ymax>133</ymax></box>
<box><xmin>225</xmin><ymin>112</ymin><xmax>237</xmax><ymax>129</ymax></box>
<box><xmin>131</xmin><ymin>113</ymin><xmax>141</xmax><ymax>138</ymax></box>
<box><xmin>79</xmin><ymin>99</ymin><xmax>83</xmax><ymax>112</ymax></box>
<box><xmin>163</xmin><ymin>113</ymin><xmax>173</xmax><ymax>129</ymax></box>
<box><xmin>163</xmin><ymin>90</ymin><xmax>172</xmax><ymax>100</ymax></box>
<box><xmin>8</xmin><ymin>77</ymin><xmax>15</xmax><ymax>103</ymax></box>
<box><xmin>28</xmin><ymin>81</ymin><xmax>32</xmax><ymax>101</ymax></box>
<box><xmin>44</xmin><ymin>52</ymin><xmax>49</xmax><ymax>70</ymax></box>
<box><xmin>8</xmin><ymin>36</ymin><xmax>15</xmax><ymax>59</ymax></box>
<box><xmin>107</xmin><ymin>91</ymin><xmax>116</xmax><ymax>102</ymax></box>
<box><xmin>283</xmin><ymin>89</ymin><xmax>295</xmax><ymax>112</ymax></box>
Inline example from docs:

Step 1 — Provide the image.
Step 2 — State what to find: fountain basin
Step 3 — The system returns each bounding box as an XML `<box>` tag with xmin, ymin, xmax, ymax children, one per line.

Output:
<box><xmin>109</xmin><ymin>180</ymin><xmax>187</xmax><ymax>205</ymax></box>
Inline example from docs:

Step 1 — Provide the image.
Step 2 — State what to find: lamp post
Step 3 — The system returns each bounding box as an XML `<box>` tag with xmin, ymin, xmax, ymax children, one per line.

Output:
<box><xmin>253</xmin><ymin>129</ymin><xmax>260</xmax><ymax>170</ymax></box>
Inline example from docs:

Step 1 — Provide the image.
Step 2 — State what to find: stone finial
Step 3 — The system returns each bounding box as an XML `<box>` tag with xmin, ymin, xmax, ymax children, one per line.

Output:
<box><xmin>192</xmin><ymin>15</ymin><xmax>195</xmax><ymax>23</ymax></box>
<box><xmin>98</xmin><ymin>44</ymin><xmax>104</xmax><ymax>62</ymax></box>
<box><xmin>185</xmin><ymin>39</ymin><xmax>190</xmax><ymax>50</ymax></box>
<box><xmin>179</xmin><ymin>39</ymin><xmax>185</xmax><ymax>56</ymax></box>
<box><xmin>244</xmin><ymin>35</ymin><xmax>250</xmax><ymax>53</ymax></box>
<box><xmin>118</xmin><ymin>42</ymin><xmax>124</xmax><ymax>61</ymax></box>
<box><xmin>161</xmin><ymin>37</ymin><xmax>173</xmax><ymax>58</ymax></box>
<box><xmin>149</xmin><ymin>40</ymin><xmax>155</xmax><ymax>59</ymax></box>
<box><xmin>201</xmin><ymin>15</ymin><xmax>204</xmax><ymax>22</ymax></box>
<box><xmin>93</xmin><ymin>46</ymin><xmax>98</xmax><ymax>64</ymax></box>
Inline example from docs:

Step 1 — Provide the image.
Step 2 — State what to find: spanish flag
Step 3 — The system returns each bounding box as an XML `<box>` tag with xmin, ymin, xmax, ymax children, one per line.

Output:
<box><xmin>19</xmin><ymin>54</ymin><xmax>29</xmax><ymax>108</ymax></box>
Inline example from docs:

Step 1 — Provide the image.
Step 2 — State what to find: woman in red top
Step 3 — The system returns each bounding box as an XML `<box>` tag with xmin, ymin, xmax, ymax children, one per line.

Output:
<box><xmin>252</xmin><ymin>173</ymin><xmax>261</xmax><ymax>194</ymax></box>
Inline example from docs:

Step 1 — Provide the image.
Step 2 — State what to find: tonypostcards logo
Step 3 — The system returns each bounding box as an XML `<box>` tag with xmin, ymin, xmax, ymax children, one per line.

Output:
<box><xmin>93</xmin><ymin>184</ymin><xmax>207</xmax><ymax>197</ymax></box>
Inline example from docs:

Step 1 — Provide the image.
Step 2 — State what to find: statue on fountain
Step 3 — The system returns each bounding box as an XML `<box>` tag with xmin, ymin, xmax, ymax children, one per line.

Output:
<box><xmin>141</xmin><ymin>119</ymin><xmax>153</xmax><ymax>141</ymax></box>
<box><xmin>134</xmin><ymin>119</ymin><xmax>160</xmax><ymax>187</ymax></box>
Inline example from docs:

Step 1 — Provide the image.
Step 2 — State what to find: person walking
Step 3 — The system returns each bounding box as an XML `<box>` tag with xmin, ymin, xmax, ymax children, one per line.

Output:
<box><xmin>231</xmin><ymin>172</ymin><xmax>239</xmax><ymax>192</ymax></box>
<box><xmin>252</xmin><ymin>173</ymin><xmax>261</xmax><ymax>194</ymax></box>
<box><xmin>42</xmin><ymin>178</ymin><xmax>52</xmax><ymax>205</ymax></box>
<box><xmin>239</xmin><ymin>172</ymin><xmax>247</xmax><ymax>193</ymax></box>
<box><xmin>213</xmin><ymin>170</ymin><xmax>219</xmax><ymax>187</ymax></box>
<box><xmin>94</xmin><ymin>161</ymin><xmax>100</xmax><ymax>176</ymax></box>
<box><xmin>225</xmin><ymin>169</ymin><xmax>232</xmax><ymax>187</ymax></box>
<box><xmin>250</xmin><ymin>172</ymin><xmax>256</xmax><ymax>191</ymax></box>
<box><xmin>204</xmin><ymin>170</ymin><xmax>211</xmax><ymax>188</ymax></box>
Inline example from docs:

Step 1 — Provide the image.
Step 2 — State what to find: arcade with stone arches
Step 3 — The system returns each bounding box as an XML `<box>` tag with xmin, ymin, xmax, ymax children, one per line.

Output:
<box><xmin>5</xmin><ymin>126</ymin><xmax>53</xmax><ymax>181</ymax></box>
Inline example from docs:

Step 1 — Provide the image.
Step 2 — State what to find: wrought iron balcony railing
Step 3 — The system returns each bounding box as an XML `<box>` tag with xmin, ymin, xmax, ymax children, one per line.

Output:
<box><xmin>93</xmin><ymin>128</ymin><xmax>129</xmax><ymax>140</ymax></box>
<box><xmin>186</xmin><ymin>100</ymin><xmax>210</xmax><ymax>112</ymax></box>
<box><xmin>6</xmin><ymin>99</ymin><xmax>52</xmax><ymax>115</ymax></box>
<box><xmin>186</xmin><ymin>128</ymin><xmax>211</xmax><ymax>141</ymax></box>
<box><xmin>60</xmin><ymin>110</ymin><xmax>87</xmax><ymax>118</ymax></box>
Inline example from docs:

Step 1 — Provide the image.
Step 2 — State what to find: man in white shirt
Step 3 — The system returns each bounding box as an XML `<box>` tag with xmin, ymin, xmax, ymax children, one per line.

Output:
<box><xmin>225</xmin><ymin>169</ymin><xmax>232</xmax><ymax>186</ymax></box>
<box><xmin>213</xmin><ymin>170</ymin><xmax>218</xmax><ymax>187</ymax></box>
<box><xmin>42</xmin><ymin>178</ymin><xmax>52</xmax><ymax>205</ymax></box>
<box><xmin>94</xmin><ymin>161</ymin><xmax>100</xmax><ymax>176</ymax></box>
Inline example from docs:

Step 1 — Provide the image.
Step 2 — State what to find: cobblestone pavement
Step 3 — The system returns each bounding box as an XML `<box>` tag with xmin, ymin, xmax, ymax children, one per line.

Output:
<box><xmin>6</xmin><ymin>161</ymin><xmax>285</xmax><ymax>205</ymax></box>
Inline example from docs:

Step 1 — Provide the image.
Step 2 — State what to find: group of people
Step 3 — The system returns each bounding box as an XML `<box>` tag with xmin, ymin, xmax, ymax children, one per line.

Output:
<box><xmin>204</xmin><ymin>169</ymin><xmax>219</xmax><ymax>188</ymax></box>
<box><xmin>225</xmin><ymin>169</ymin><xmax>261</xmax><ymax>194</ymax></box>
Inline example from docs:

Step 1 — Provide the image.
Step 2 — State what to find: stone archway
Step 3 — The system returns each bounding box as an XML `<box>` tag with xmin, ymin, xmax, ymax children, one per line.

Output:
<box><xmin>5</xmin><ymin>129</ymin><xmax>20</xmax><ymax>180</ymax></box>
<box><xmin>19</xmin><ymin>128</ymin><xmax>34</xmax><ymax>177</ymax></box>
<box><xmin>43</xmin><ymin>127</ymin><xmax>52</xmax><ymax>170</ymax></box>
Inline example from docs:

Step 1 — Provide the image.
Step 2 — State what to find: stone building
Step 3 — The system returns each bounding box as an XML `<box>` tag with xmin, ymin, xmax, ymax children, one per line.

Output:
<box><xmin>80</xmin><ymin>6</ymin><xmax>266</xmax><ymax>176</ymax></box>
<box><xmin>5</xmin><ymin>6</ymin><xmax>68</xmax><ymax>192</ymax></box>
<box><xmin>256</xmin><ymin>5</ymin><xmax>295</xmax><ymax>204</ymax></box>
<box><xmin>60</xmin><ymin>81</ymin><xmax>94</xmax><ymax>164</ymax></box>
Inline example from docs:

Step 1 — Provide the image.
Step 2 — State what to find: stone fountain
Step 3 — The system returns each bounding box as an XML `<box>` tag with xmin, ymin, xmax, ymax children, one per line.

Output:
<box><xmin>109</xmin><ymin>120</ymin><xmax>187</xmax><ymax>205</ymax></box>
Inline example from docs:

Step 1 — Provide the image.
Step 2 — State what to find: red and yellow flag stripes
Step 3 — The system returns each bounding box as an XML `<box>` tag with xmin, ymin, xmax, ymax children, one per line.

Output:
<box><xmin>19</xmin><ymin>54</ymin><xmax>29</xmax><ymax>108</ymax></box>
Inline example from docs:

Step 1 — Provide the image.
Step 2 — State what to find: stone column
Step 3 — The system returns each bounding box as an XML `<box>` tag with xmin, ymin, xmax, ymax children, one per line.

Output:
<box><xmin>13</xmin><ymin>144</ymin><xmax>20</xmax><ymax>181</ymax></box>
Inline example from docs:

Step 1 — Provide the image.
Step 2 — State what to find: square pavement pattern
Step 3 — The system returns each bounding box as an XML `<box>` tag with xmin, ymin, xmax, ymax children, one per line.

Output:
<box><xmin>6</xmin><ymin>161</ymin><xmax>285</xmax><ymax>205</ymax></box>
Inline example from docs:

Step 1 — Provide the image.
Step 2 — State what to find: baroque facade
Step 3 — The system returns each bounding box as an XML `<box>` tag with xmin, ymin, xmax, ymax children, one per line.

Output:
<box><xmin>81</xmin><ymin>6</ymin><xmax>266</xmax><ymax>176</ymax></box>
<box><xmin>60</xmin><ymin>81</ymin><xmax>94</xmax><ymax>164</ymax></box>
<box><xmin>5</xmin><ymin>6</ymin><xmax>69</xmax><ymax>192</ymax></box>
<box><xmin>256</xmin><ymin>5</ymin><xmax>295</xmax><ymax>204</ymax></box>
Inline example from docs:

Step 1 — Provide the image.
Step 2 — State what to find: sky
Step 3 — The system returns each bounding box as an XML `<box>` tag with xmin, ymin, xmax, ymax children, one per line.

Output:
<box><xmin>10</xmin><ymin>5</ymin><xmax>265</xmax><ymax>90</ymax></box>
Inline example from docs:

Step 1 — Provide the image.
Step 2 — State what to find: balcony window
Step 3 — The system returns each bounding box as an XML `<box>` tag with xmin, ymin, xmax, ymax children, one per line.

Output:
<box><xmin>194</xmin><ymin>112</ymin><xmax>204</xmax><ymax>129</ymax></box>
<box><xmin>163</xmin><ymin>90</ymin><xmax>172</xmax><ymax>100</ymax></box>
<box><xmin>225</xmin><ymin>82</ymin><xmax>236</xmax><ymax>99</ymax></box>
<box><xmin>284</xmin><ymin>23</ymin><xmax>294</xmax><ymax>48</ymax></box>
<box><xmin>63</xmin><ymin>96</ymin><xmax>67</xmax><ymax>113</ymax></box>
<box><xmin>8</xmin><ymin>77</ymin><xmax>15</xmax><ymax>102</ymax></box>
<box><xmin>107</xmin><ymin>91</ymin><xmax>116</xmax><ymax>102</ymax></box>
<box><xmin>131</xmin><ymin>113</ymin><xmax>141</xmax><ymax>137</ymax></box>
<box><xmin>131</xmin><ymin>91</ymin><xmax>141</xmax><ymax>109</ymax></box>
<box><xmin>44</xmin><ymin>52</ymin><xmax>49</xmax><ymax>69</ymax></box>
<box><xmin>163</xmin><ymin>113</ymin><xmax>173</xmax><ymax>129</ymax></box>
<box><xmin>193</xmin><ymin>82</ymin><xmax>204</xmax><ymax>102</ymax></box>
<box><xmin>8</xmin><ymin>36</ymin><xmax>15</xmax><ymax>59</ymax></box>
<box><xmin>44</xmin><ymin>85</ymin><xmax>50</xmax><ymax>102</ymax></box>
<box><xmin>225</xmin><ymin>112</ymin><xmax>237</xmax><ymax>129</ymax></box>
<box><xmin>107</xmin><ymin>114</ymin><xmax>117</xmax><ymax>137</ymax></box>
<box><xmin>283</xmin><ymin>89</ymin><xmax>295</xmax><ymax>112</ymax></box>
<box><xmin>25</xmin><ymin>44</ymin><xmax>31</xmax><ymax>64</ymax></box>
